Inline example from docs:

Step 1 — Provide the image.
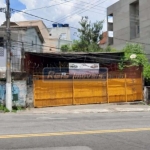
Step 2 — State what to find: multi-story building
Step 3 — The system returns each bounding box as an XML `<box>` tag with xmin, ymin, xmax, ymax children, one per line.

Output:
<box><xmin>48</xmin><ymin>24</ymin><xmax>72</xmax><ymax>51</ymax></box>
<box><xmin>107</xmin><ymin>0</ymin><xmax>150</xmax><ymax>57</ymax></box>
<box><xmin>0</xmin><ymin>21</ymin><xmax>44</xmax><ymax>75</ymax></box>
<box><xmin>17</xmin><ymin>21</ymin><xmax>72</xmax><ymax>52</ymax></box>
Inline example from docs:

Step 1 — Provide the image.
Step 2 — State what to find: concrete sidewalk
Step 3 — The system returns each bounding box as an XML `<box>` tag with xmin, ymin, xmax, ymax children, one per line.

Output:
<box><xmin>19</xmin><ymin>102</ymin><xmax>150</xmax><ymax>114</ymax></box>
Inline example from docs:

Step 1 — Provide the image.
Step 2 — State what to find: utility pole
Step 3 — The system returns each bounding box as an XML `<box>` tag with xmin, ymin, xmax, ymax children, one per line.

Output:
<box><xmin>21</xmin><ymin>42</ymin><xmax>25</xmax><ymax>72</ymax></box>
<box><xmin>5</xmin><ymin>0</ymin><xmax>12</xmax><ymax>111</ymax></box>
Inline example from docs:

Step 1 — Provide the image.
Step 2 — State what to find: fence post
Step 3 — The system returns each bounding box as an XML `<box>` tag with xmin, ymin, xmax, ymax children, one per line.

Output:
<box><xmin>141</xmin><ymin>73</ymin><xmax>143</xmax><ymax>101</ymax></box>
<box><xmin>72</xmin><ymin>75</ymin><xmax>74</xmax><ymax>105</ymax></box>
<box><xmin>107</xmin><ymin>72</ymin><xmax>109</xmax><ymax>103</ymax></box>
<box><xmin>125</xmin><ymin>73</ymin><xmax>127</xmax><ymax>102</ymax></box>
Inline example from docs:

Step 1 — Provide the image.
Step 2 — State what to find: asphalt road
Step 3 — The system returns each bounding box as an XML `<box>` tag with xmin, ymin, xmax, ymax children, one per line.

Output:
<box><xmin>0</xmin><ymin>112</ymin><xmax>150</xmax><ymax>150</ymax></box>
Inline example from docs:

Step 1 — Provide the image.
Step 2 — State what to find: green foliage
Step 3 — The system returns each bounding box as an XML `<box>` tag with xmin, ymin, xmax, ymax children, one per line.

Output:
<box><xmin>12</xmin><ymin>105</ymin><xmax>24</xmax><ymax>111</ymax></box>
<box><xmin>0</xmin><ymin>104</ymin><xmax>10</xmax><ymax>113</ymax></box>
<box><xmin>61</xmin><ymin>16</ymin><xmax>104</xmax><ymax>52</ymax></box>
<box><xmin>61</xmin><ymin>45</ymin><xmax>71</xmax><ymax>52</ymax></box>
<box><xmin>0</xmin><ymin>103</ymin><xmax>24</xmax><ymax>113</ymax></box>
<box><xmin>78</xmin><ymin>16</ymin><xmax>103</xmax><ymax>44</ymax></box>
<box><xmin>105</xmin><ymin>46</ymin><xmax>117</xmax><ymax>52</ymax></box>
<box><xmin>119</xmin><ymin>43</ymin><xmax>150</xmax><ymax>80</ymax></box>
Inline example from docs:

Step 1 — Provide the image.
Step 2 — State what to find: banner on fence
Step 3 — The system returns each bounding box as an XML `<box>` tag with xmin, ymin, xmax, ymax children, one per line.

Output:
<box><xmin>69</xmin><ymin>63</ymin><xmax>99</xmax><ymax>75</ymax></box>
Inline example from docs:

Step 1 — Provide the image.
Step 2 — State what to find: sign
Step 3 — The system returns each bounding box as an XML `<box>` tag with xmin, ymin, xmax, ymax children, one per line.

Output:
<box><xmin>69</xmin><ymin>63</ymin><xmax>99</xmax><ymax>75</ymax></box>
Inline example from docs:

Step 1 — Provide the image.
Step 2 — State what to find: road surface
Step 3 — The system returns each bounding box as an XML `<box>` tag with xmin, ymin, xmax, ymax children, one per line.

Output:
<box><xmin>0</xmin><ymin>112</ymin><xmax>150</xmax><ymax>150</ymax></box>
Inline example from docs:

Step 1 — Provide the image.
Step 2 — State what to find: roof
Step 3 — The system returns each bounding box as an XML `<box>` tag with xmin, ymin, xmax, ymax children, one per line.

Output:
<box><xmin>1</xmin><ymin>21</ymin><xmax>44</xmax><ymax>43</ymax></box>
<box><xmin>100</xmin><ymin>31</ymin><xmax>108</xmax><ymax>45</ymax></box>
<box><xmin>25</xmin><ymin>51</ymin><xmax>124</xmax><ymax>63</ymax></box>
<box><xmin>16</xmin><ymin>20</ymin><xmax>49</xmax><ymax>35</ymax></box>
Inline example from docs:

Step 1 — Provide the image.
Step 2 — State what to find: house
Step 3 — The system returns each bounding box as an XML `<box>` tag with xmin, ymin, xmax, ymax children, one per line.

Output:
<box><xmin>48</xmin><ymin>24</ymin><xmax>72</xmax><ymax>51</ymax></box>
<box><xmin>0</xmin><ymin>21</ymin><xmax>44</xmax><ymax>74</ymax></box>
<box><xmin>99</xmin><ymin>31</ymin><xmax>108</xmax><ymax>49</ymax></box>
<box><xmin>16</xmin><ymin>21</ymin><xmax>72</xmax><ymax>52</ymax></box>
<box><xmin>16</xmin><ymin>20</ymin><xmax>51</xmax><ymax>52</ymax></box>
<box><xmin>24</xmin><ymin>51</ymin><xmax>143</xmax><ymax>107</ymax></box>
<box><xmin>107</xmin><ymin>0</ymin><xmax>150</xmax><ymax>58</ymax></box>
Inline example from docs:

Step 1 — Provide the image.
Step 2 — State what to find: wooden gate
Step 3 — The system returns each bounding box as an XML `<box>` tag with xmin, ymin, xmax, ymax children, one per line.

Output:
<box><xmin>33</xmin><ymin>74</ymin><xmax>143</xmax><ymax>108</ymax></box>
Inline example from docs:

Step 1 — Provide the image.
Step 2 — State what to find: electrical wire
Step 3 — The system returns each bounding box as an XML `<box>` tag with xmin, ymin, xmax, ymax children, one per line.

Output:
<box><xmin>24</xmin><ymin>1</ymin><xmax>70</xmax><ymax>12</ymax></box>
<box><xmin>57</xmin><ymin>0</ymin><xmax>107</xmax><ymax>22</ymax></box>
<box><xmin>11</xmin><ymin>8</ymin><xmax>78</xmax><ymax>30</ymax></box>
<box><xmin>24</xmin><ymin>0</ymin><xmax>106</xmax><ymax>12</ymax></box>
<box><xmin>24</xmin><ymin>1</ymin><xmax>106</xmax><ymax>15</ymax></box>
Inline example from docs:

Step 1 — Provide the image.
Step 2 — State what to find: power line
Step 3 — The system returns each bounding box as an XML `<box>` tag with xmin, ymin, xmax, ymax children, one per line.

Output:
<box><xmin>113</xmin><ymin>37</ymin><xmax>150</xmax><ymax>46</ymax></box>
<box><xmin>24</xmin><ymin>1</ymin><xmax>69</xmax><ymax>12</ymax></box>
<box><xmin>24</xmin><ymin>0</ymin><xmax>106</xmax><ymax>15</ymax></box>
<box><xmin>25</xmin><ymin>0</ymin><xmax>106</xmax><ymax>12</ymax></box>
<box><xmin>57</xmin><ymin>0</ymin><xmax>107</xmax><ymax>22</ymax></box>
<box><xmin>11</xmin><ymin>8</ymin><xmax>78</xmax><ymax>30</ymax></box>
<box><xmin>11</xmin><ymin>39</ymin><xmax>150</xmax><ymax>56</ymax></box>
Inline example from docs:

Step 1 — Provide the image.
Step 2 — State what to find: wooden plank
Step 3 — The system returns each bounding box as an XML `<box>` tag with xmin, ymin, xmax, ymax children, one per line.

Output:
<box><xmin>125</xmin><ymin>74</ymin><xmax>127</xmax><ymax>102</ymax></box>
<box><xmin>107</xmin><ymin>72</ymin><xmax>109</xmax><ymax>103</ymax></box>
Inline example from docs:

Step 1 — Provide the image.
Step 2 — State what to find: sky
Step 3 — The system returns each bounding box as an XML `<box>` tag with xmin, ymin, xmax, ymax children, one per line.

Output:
<box><xmin>0</xmin><ymin>0</ymin><xmax>119</xmax><ymax>38</ymax></box>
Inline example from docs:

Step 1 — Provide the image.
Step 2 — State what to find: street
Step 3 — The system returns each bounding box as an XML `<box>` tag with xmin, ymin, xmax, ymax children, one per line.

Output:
<box><xmin>0</xmin><ymin>112</ymin><xmax>150</xmax><ymax>150</ymax></box>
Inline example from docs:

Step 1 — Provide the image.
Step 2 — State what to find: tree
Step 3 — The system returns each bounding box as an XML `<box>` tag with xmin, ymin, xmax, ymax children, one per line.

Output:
<box><xmin>61</xmin><ymin>16</ymin><xmax>104</xmax><ymax>52</ymax></box>
<box><xmin>118</xmin><ymin>43</ymin><xmax>150</xmax><ymax>80</ymax></box>
<box><xmin>61</xmin><ymin>45</ymin><xmax>71</xmax><ymax>52</ymax></box>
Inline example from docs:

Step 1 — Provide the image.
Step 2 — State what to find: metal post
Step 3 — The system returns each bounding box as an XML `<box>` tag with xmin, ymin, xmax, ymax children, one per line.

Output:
<box><xmin>5</xmin><ymin>0</ymin><xmax>12</xmax><ymax>111</ymax></box>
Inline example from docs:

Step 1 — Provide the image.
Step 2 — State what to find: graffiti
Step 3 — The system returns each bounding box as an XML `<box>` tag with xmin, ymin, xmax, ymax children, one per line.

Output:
<box><xmin>0</xmin><ymin>83</ymin><xmax>5</xmax><ymax>103</ymax></box>
<box><xmin>0</xmin><ymin>81</ymin><xmax>27</xmax><ymax>106</ymax></box>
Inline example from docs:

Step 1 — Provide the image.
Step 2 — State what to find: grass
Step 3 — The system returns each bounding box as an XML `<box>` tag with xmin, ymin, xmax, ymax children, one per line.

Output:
<box><xmin>0</xmin><ymin>104</ymin><xmax>10</xmax><ymax>113</ymax></box>
<box><xmin>0</xmin><ymin>103</ymin><xmax>25</xmax><ymax>113</ymax></box>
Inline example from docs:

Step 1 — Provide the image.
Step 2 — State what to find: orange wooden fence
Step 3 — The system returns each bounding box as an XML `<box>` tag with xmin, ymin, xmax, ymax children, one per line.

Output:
<box><xmin>33</xmin><ymin>75</ymin><xmax>143</xmax><ymax>108</ymax></box>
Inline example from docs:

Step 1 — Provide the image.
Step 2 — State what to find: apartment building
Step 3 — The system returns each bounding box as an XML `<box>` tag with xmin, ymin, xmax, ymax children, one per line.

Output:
<box><xmin>107</xmin><ymin>0</ymin><xmax>150</xmax><ymax>57</ymax></box>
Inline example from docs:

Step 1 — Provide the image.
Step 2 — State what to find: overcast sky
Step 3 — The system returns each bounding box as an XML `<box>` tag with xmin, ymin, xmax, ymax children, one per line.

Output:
<box><xmin>0</xmin><ymin>0</ymin><xmax>119</xmax><ymax>38</ymax></box>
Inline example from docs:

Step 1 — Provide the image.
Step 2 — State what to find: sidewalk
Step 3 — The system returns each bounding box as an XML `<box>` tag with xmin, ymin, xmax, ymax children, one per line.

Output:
<box><xmin>19</xmin><ymin>102</ymin><xmax>150</xmax><ymax>114</ymax></box>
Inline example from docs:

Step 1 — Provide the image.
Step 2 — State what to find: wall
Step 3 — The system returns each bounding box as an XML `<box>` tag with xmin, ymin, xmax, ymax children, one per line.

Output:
<box><xmin>49</xmin><ymin>27</ymin><xmax>72</xmax><ymax>51</ymax></box>
<box><xmin>0</xmin><ymin>47</ymin><xmax>6</xmax><ymax>78</ymax></box>
<box><xmin>0</xmin><ymin>80</ymin><xmax>27</xmax><ymax>107</ymax></box>
<box><xmin>0</xmin><ymin>27</ymin><xmax>43</xmax><ymax>72</ymax></box>
<box><xmin>17</xmin><ymin>21</ymin><xmax>51</xmax><ymax>53</ymax></box>
<box><xmin>107</xmin><ymin>0</ymin><xmax>150</xmax><ymax>59</ymax></box>
<box><xmin>49</xmin><ymin>27</ymin><xmax>71</xmax><ymax>40</ymax></box>
<box><xmin>23</xmin><ymin>28</ymin><xmax>42</xmax><ymax>53</ymax></box>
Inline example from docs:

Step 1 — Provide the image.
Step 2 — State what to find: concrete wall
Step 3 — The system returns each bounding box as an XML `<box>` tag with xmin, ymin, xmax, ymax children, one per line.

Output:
<box><xmin>49</xmin><ymin>27</ymin><xmax>71</xmax><ymax>40</ymax></box>
<box><xmin>49</xmin><ymin>27</ymin><xmax>72</xmax><ymax>51</ymax></box>
<box><xmin>107</xmin><ymin>0</ymin><xmax>150</xmax><ymax>59</ymax></box>
<box><xmin>49</xmin><ymin>38</ymin><xmax>72</xmax><ymax>51</ymax></box>
<box><xmin>22</xmin><ymin>28</ymin><xmax>42</xmax><ymax>53</ymax></box>
<box><xmin>0</xmin><ymin>27</ymin><xmax>43</xmax><ymax>72</ymax></box>
<box><xmin>0</xmin><ymin>80</ymin><xmax>27</xmax><ymax>107</ymax></box>
<box><xmin>17</xmin><ymin>20</ymin><xmax>51</xmax><ymax>53</ymax></box>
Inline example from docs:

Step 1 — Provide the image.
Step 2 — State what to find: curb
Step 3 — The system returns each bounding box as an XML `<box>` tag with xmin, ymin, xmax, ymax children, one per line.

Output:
<box><xmin>16</xmin><ymin>108</ymin><xmax>150</xmax><ymax>114</ymax></box>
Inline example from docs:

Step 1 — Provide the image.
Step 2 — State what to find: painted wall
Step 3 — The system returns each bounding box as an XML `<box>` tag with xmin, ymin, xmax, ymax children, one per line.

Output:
<box><xmin>49</xmin><ymin>27</ymin><xmax>72</xmax><ymax>51</ymax></box>
<box><xmin>0</xmin><ymin>81</ymin><xmax>27</xmax><ymax>106</ymax></box>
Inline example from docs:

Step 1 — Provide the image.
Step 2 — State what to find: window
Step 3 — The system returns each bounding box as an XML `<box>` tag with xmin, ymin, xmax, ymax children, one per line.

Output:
<box><xmin>130</xmin><ymin>0</ymin><xmax>140</xmax><ymax>39</ymax></box>
<box><xmin>108</xmin><ymin>13</ymin><xmax>114</xmax><ymax>45</ymax></box>
<box><xmin>0</xmin><ymin>37</ymin><xmax>4</xmax><ymax>47</ymax></box>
